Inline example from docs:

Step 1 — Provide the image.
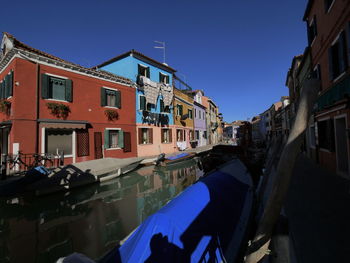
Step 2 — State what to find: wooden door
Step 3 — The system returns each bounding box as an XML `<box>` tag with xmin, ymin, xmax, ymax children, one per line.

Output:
<box><xmin>123</xmin><ymin>132</ymin><xmax>132</xmax><ymax>152</ymax></box>
<box><xmin>94</xmin><ymin>132</ymin><xmax>103</xmax><ymax>159</ymax></box>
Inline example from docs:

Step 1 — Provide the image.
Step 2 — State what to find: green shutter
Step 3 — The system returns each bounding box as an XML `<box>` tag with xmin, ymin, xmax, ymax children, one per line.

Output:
<box><xmin>104</xmin><ymin>129</ymin><xmax>109</xmax><ymax>149</ymax></box>
<box><xmin>140</xmin><ymin>96</ymin><xmax>145</xmax><ymax>110</ymax></box>
<box><xmin>5</xmin><ymin>71</ymin><xmax>13</xmax><ymax>98</ymax></box>
<box><xmin>159</xmin><ymin>72</ymin><xmax>162</xmax><ymax>82</ymax></box>
<box><xmin>115</xmin><ymin>90</ymin><xmax>121</xmax><ymax>108</ymax></box>
<box><xmin>101</xmin><ymin>88</ymin><xmax>106</xmax><ymax>106</ymax></box>
<box><xmin>328</xmin><ymin>49</ymin><xmax>334</xmax><ymax>80</ymax></box>
<box><xmin>0</xmin><ymin>81</ymin><xmax>4</xmax><ymax>99</ymax></box>
<box><xmin>118</xmin><ymin>130</ymin><xmax>124</xmax><ymax>148</ymax></box>
<box><xmin>65</xmin><ymin>79</ymin><xmax>73</xmax><ymax>102</ymax></box>
<box><xmin>146</xmin><ymin>67</ymin><xmax>150</xmax><ymax>78</ymax></box>
<box><xmin>41</xmin><ymin>74</ymin><xmax>50</xmax><ymax>99</ymax></box>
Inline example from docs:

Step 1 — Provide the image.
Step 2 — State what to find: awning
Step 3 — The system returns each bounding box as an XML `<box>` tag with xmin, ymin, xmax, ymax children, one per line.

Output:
<box><xmin>38</xmin><ymin>119</ymin><xmax>89</xmax><ymax>129</ymax></box>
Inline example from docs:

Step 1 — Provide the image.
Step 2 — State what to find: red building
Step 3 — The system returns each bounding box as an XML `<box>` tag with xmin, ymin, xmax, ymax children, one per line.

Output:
<box><xmin>303</xmin><ymin>0</ymin><xmax>350</xmax><ymax>175</ymax></box>
<box><xmin>0</xmin><ymin>33</ymin><xmax>137</xmax><ymax>166</ymax></box>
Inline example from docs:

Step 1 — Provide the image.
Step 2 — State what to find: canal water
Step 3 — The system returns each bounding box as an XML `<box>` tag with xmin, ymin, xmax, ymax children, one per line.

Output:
<box><xmin>0</xmin><ymin>159</ymin><xmax>203</xmax><ymax>263</ymax></box>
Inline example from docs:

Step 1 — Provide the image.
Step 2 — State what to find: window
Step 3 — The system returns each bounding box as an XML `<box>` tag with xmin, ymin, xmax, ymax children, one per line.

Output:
<box><xmin>324</xmin><ymin>0</ymin><xmax>334</xmax><ymax>13</ymax></box>
<box><xmin>159</xmin><ymin>73</ymin><xmax>170</xmax><ymax>84</ymax></box>
<box><xmin>161</xmin><ymin>129</ymin><xmax>172</xmax><ymax>143</ymax></box>
<box><xmin>318</xmin><ymin>119</ymin><xmax>335</xmax><ymax>151</ymax></box>
<box><xmin>104</xmin><ymin>129</ymin><xmax>124</xmax><ymax>149</ymax></box>
<box><xmin>195</xmin><ymin>109</ymin><xmax>197</xmax><ymax>118</ymax></box>
<box><xmin>309</xmin><ymin>125</ymin><xmax>316</xmax><ymax>148</ymax></box>
<box><xmin>307</xmin><ymin>16</ymin><xmax>317</xmax><ymax>45</ymax></box>
<box><xmin>77</xmin><ymin>130</ymin><xmax>89</xmax><ymax>157</ymax></box>
<box><xmin>160</xmin><ymin>99</ymin><xmax>170</xmax><ymax>113</ymax></box>
<box><xmin>203</xmin><ymin>131</ymin><xmax>207</xmax><ymax>139</ymax></box>
<box><xmin>183</xmin><ymin>130</ymin><xmax>187</xmax><ymax>141</ymax></box>
<box><xmin>188</xmin><ymin>109</ymin><xmax>193</xmax><ymax>119</ymax></box>
<box><xmin>176</xmin><ymin>129</ymin><xmax>183</xmax><ymax>141</ymax></box>
<box><xmin>0</xmin><ymin>71</ymin><xmax>13</xmax><ymax>99</ymax></box>
<box><xmin>46</xmin><ymin>129</ymin><xmax>72</xmax><ymax>155</ymax></box>
<box><xmin>140</xmin><ymin>95</ymin><xmax>152</xmax><ymax>111</ymax></box>
<box><xmin>138</xmin><ymin>64</ymin><xmax>150</xmax><ymax>78</ymax></box>
<box><xmin>101</xmin><ymin>88</ymin><xmax>121</xmax><ymax>108</ymax></box>
<box><xmin>329</xmin><ymin>31</ymin><xmax>348</xmax><ymax>80</ymax></box>
<box><xmin>138</xmin><ymin>128</ymin><xmax>153</xmax><ymax>144</ymax></box>
<box><xmin>189</xmin><ymin>130</ymin><xmax>194</xmax><ymax>140</ymax></box>
<box><xmin>42</xmin><ymin>74</ymin><xmax>72</xmax><ymax>102</ymax></box>
<box><xmin>176</xmin><ymin>104</ymin><xmax>183</xmax><ymax>116</ymax></box>
<box><xmin>312</xmin><ymin>64</ymin><xmax>322</xmax><ymax>80</ymax></box>
<box><xmin>195</xmin><ymin>130</ymin><xmax>200</xmax><ymax>140</ymax></box>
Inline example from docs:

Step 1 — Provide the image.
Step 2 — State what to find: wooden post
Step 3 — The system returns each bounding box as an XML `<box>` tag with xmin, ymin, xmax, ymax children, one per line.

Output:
<box><xmin>244</xmin><ymin>79</ymin><xmax>320</xmax><ymax>263</ymax></box>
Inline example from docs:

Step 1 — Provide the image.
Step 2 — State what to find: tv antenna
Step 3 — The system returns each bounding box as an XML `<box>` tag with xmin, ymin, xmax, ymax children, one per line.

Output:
<box><xmin>154</xmin><ymin>41</ymin><xmax>166</xmax><ymax>64</ymax></box>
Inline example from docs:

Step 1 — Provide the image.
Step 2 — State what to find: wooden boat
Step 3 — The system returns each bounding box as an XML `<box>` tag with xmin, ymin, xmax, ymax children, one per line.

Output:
<box><xmin>155</xmin><ymin>152</ymin><xmax>196</xmax><ymax>166</ymax></box>
<box><xmin>62</xmin><ymin>158</ymin><xmax>254</xmax><ymax>263</ymax></box>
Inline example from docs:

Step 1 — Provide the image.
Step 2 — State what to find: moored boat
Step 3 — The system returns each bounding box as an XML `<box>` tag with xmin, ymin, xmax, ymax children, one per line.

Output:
<box><xmin>155</xmin><ymin>152</ymin><xmax>196</xmax><ymax>167</ymax></box>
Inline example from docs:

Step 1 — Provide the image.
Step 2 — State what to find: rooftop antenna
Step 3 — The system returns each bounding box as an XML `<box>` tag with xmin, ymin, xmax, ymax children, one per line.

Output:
<box><xmin>154</xmin><ymin>41</ymin><xmax>166</xmax><ymax>64</ymax></box>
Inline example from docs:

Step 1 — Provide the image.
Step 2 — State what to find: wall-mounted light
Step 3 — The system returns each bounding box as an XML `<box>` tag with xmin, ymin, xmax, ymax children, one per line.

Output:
<box><xmin>15</xmin><ymin>81</ymin><xmax>19</xmax><ymax>86</ymax></box>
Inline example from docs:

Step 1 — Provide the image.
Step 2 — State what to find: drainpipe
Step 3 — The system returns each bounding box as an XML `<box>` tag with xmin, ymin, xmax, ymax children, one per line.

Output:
<box><xmin>35</xmin><ymin>63</ymin><xmax>40</xmax><ymax>154</ymax></box>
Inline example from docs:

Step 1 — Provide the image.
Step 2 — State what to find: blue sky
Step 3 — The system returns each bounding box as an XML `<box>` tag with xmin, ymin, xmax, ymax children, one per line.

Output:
<box><xmin>1</xmin><ymin>0</ymin><xmax>307</xmax><ymax>122</ymax></box>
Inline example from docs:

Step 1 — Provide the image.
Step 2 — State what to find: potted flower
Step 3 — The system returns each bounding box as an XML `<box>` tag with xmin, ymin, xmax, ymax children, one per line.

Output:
<box><xmin>105</xmin><ymin>109</ymin><xmax>118</xmax><ymax>121</ymax></box>
<box><xmin>0</xmin><ymin>100</ymin><xmax>11</xmax><ymax>115</ymax></box>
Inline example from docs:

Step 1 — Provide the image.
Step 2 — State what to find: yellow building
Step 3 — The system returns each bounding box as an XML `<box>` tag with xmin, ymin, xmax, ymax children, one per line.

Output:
<box><xmin>173</xmin><ymin>88</ymin><xmax>194</xmax><ymax>150</ymax></box>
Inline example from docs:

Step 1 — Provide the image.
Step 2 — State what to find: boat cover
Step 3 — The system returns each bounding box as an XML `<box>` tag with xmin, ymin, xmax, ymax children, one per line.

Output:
<box><xmin>166</xmin><ymin>152</ymin><xmax>189</xmax><ymax>160</ymax></box>
<box><xmin>99</xmin><ymin>164</ymin><xmax>251</xmax><ymax>263</ymax></box>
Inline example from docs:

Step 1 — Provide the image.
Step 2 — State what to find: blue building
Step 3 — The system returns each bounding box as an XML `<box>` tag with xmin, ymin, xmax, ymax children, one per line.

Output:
<box><xmin>97</xmin><ymin>50</ymin><xmax>177</xmax><ymax>156</ymax></box>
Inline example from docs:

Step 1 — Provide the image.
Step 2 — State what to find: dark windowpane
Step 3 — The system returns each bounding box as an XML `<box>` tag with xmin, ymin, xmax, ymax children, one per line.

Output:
<box><xmin>46</xmin><ymin>129</ymin><xmax>72</xmax><ymax>155</ymax></box>
<box><xmin>50</xmin><ymin>77</ymin><xmax>66</xmax><ymax>101</ymax></box>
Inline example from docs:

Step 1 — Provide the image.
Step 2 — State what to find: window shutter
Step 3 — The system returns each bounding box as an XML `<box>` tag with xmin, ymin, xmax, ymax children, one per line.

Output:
<box><xmin>149</xmin><ymin>128</ymin><xmax>153</xmax><ymax>144</ymax></box>
<box><xmin>138</xmin><ymin>64</ymin><xmax>142</xmax><ymax>76</ymax></box>
<box><xmin>161</xmin><ymin>129</ymin><xmax>164</xmax><ymax>143</ymax></box>
<box><xmin>146</xmin><ymin>67</ymin><xmax>150</xmax><ymax>78</ymax></box>
<box><xmin>169</xmin><ymin>129</ymin><xmax>173</xmax><ymax>143</ymax></box>
<box><xmin>160</xmin><ymin>99</ymin><xmax>164</xmax><ymax>112</ymax></box>
<box><xmin>140</xmin><ymin>96</ymin><xmax>146</xmax><ymax>110</ymax></box>
<box><xmin>77</xmin><ymin>130</ymin><xmax>90</xmax><ymax>157</ymax></box>
<box><xmin>41</xmin><ymin>74</ymin><xmax>50</xmax><ymax>99</ymax></box>
<box><xmin>138</xmin><ymin>128</ymin><xmax>143</xmax><ymax>144</ymax></box>
<box><xmin>65</xmin><ymin>79</ymin><xmax>73</xmax><ymax>102</ymax></box>
<box><xmin>101</xmin><ymin>88</ymin><xmax>106</xmax><ymax>106</ymax></box>
<box><xmin>166</xmin><ymin>75</ymin><xmax>169</xmax><ymax>84</ymax></box>
<box><xmin>115</xmin><ymin>90</ymin><xmax>121</xmax><ymax>108</ymax></box>
<box><xmin>328</xmin><ymin>48</ymin><xmax>334</xmax><ymax>80</ymax></box>
<box><xmin>0</xmin><ymin>81</ymin><xmax>3</xmax><ymax>99</ymax></box>
<box><xmin>159</xmin><ymin>72</ymin><xmax>162</xmax><ymax>83</ymax></box>
<box><xmin>118</xmin><ymin>130</ymin><xmax>124</xmax><ymax>148</ymax></box>
<box><xmin>5</xmin><ymin>71</ymin><xmax>13</xmax><ymax>98</ymax></box>
<box><xmin>339</xmin><ymin>32</ymin><xmax>348</xmax><ymax>71</ymax></box>
<box><xmin>104</xmin><ymin>129</ymin><xmax>109</xmax><ymax>149</ymax></box>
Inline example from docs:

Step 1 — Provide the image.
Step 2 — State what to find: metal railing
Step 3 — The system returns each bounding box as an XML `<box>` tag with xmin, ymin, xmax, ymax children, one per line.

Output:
<box><xmin>1</xmin><ymin>151</ymin><xmax>64</xmax><ymax>178</ymax></box>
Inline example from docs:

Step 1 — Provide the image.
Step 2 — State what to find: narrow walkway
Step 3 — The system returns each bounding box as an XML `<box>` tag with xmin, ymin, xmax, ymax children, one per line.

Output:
<box><xmin>285</xmin><ymin>154</ymin><xmax>350</xmax><ymax>263</ymax></box>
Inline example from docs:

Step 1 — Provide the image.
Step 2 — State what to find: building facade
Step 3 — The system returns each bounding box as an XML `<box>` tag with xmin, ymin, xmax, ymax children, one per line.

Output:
<box><xmin>303</xmin><ymin>0</ymin><xmax>350</xmax><ymax>175</ymax></box>
<box><xmin>173</xmin><ymin>88</ymin><xmax>194</xmax><ymax>150</ymax></box>
<box><xmin>0</xmin><ymin>33</ymin><xmax>137</xmax><ymax>167</ymax></box>
<box><xmin>96</xmin><ymin>50</ymin><xmax>176</xmax><ymax>157</ymax></box>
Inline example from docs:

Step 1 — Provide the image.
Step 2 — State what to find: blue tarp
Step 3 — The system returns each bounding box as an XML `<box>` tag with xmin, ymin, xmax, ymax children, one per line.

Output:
<box><xmin>166</xmin><ymin>153</ymin><xmax>189</xmax><ymax>160</ymax></box>
<box><xmin>99</xmin><ymin>165</ymin><xmax>251</xmax><ymax>263</ymax></box>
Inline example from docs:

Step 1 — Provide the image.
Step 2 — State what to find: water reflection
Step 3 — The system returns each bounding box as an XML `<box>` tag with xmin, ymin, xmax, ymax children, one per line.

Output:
<box><xmin>0</xmin><ymin>158</ymin><xmax>203</xmax><ymax>263</ymax></box>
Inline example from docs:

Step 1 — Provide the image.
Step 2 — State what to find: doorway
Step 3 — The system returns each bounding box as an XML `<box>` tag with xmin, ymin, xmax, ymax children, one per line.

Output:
<box><xmin>94</xmin><ymin>132</ymin><xmax>103</xmax><ymax>159</ymax></box>
<box><xmin>334</xmin><ymin>116</ymin><xmax>349</xmax><ymax>176</ymax></box>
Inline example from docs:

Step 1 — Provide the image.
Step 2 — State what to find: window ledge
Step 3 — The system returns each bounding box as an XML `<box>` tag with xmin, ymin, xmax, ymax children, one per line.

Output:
<box><xmin>161</xmin><ymin>142</ymin><xmax>173</xmax><ymax>144</ymax></box>
<box><xmin>46</xmin><ymin>98</ymin><xmax>69</xmax><ymax>103</ymax></box>
<box><xmin>106</xmin><ymin>147</ymin><xmax>122</xmax><ymax>151</ymax></box>
<box><xmin>332</xmin><ymin>71</ymin><xmax>346</xmax><ymax>83</ymax></box>
<box><xmin>139</xmin><ymin>143</ymin><xmax>153</xmax><ymax>145</ymax></box>
<box><xmin>47</xmin><ymin>154</ymin><xmax>73</xmax><ymax>158</ymax></box>
<box><xmin>104</xmin><ymin>106</ymin><xmax>120</xmax><ymax>109</ymax></box>
<box><xmin>319</xmin><ymin>148</ymin><xmax>331</xmax><ymax>153</ymax></box>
